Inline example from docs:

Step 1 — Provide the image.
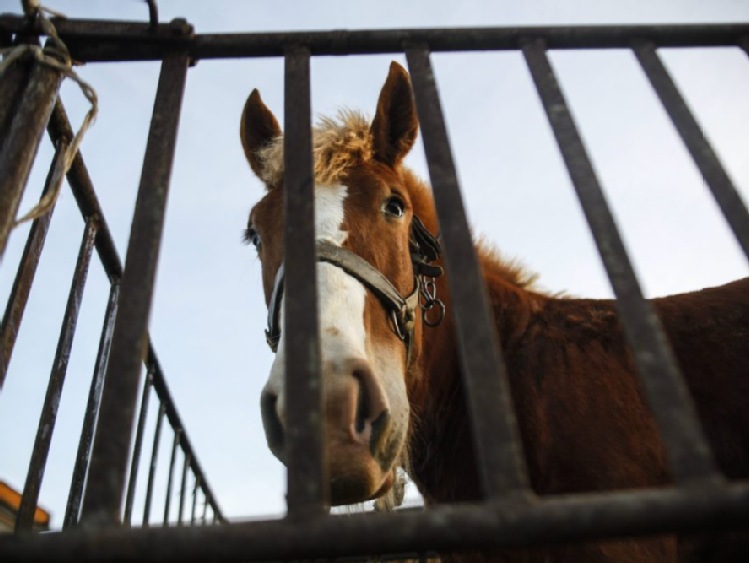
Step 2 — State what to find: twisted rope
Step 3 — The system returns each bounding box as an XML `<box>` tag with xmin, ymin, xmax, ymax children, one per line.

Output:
<box><xmin>0</xmin><ymin>2</ymin><xmax>98</xmax><ymax>227</ymax></box>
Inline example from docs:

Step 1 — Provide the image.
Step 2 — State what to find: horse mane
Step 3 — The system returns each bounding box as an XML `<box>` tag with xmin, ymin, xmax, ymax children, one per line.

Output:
<box><xmin>256</xmin><ymin>109</ymin><xmax>374</xmax><ymax>186</ymax></box>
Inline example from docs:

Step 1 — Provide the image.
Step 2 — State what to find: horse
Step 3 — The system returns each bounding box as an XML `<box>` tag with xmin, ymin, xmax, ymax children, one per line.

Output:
<box><xmin>240</xmin><ymin>61</ymin><xmax>749</xmax><ymax>561</ymax></box>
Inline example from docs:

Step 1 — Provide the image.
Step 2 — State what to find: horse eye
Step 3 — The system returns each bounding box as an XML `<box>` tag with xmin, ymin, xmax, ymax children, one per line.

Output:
<box><xmin>384</xmin><ymin>196</ymin><xmax>405</xmax><ymax>218</ymax></box>
<box><xmin>246</xmin><ymin>227</ymin><xmax>262</xmax><ymax>250</ymax></box>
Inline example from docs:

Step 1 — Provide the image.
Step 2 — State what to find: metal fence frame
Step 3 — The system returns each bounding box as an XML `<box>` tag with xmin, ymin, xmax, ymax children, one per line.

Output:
<box><xmin>0</xmin><ymin>9</ymin><xmax>748</xmax><ymax>562</ymax></box>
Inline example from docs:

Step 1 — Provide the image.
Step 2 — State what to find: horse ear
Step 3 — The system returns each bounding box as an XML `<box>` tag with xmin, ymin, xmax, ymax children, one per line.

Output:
<box><xmin>371</xmin><ymin>62</ymin><xmax>418</xmax><ymax>166</ymax></box>
<box><xmin>241</xmin><ymin>89</ymin><xmax>282</xmax><ymax>181</ymax></box>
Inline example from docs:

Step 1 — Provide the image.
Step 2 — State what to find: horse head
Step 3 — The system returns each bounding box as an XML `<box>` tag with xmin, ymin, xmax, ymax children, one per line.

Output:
<box><xmin>241</xmin><ymin>62</ymin><xmax>442</xmax><ymax>506</ymax></box>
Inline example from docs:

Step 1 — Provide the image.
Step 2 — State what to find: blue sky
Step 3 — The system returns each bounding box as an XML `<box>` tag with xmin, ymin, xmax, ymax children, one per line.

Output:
<box><xmin>0</xmin><ymin>0</ymin><xmax>747</xmax><ymax>526</ymax></box>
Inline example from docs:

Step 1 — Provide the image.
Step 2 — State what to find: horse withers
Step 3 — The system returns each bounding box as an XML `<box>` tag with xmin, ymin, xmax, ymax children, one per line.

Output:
<box><xmin>241</xmin><ymin>61</ymin><xmax>749</xmax><ymax>561</ymax></box>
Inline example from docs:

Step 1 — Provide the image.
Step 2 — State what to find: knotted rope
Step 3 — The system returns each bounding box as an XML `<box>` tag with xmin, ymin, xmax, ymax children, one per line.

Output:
<box><xmin>0</xmin><ymin>0</ymin><xmax>98</xmax><ymax>227</ymax></box>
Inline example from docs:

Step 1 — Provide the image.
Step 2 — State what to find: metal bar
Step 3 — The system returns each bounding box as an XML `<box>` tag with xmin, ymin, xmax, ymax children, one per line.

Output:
<box><xmin>142</xmin><ymin>402</ymin><xmax>166</xmax><ymax>527</ymax></box>
<box><xmin>0</xmin><ymin>55</ymin><xmax>63</xmax><ymax>258</ymax></box>
<box><xmin>2</xmin><ymin>483</ymin><xmax>748</xmax><ymax>561</ymax></box>
<box><xmin>0</xmin><ymin>141</ymin><xmax>67</xmax><ymax>389</ymax></box>
<box><xmin>15</xmin><ymin>219</ymin><xmax>98</xmax><ymax>531</ymax></box>
<box><xmin>405</xmin><ymin>47</ymin><xmax>531</xmax><ymax>500</ymax></box>
<box><xmin>521</xmin><ymin>38</ymin><xmax>722</xmax><ymax>485</ymax></box>
<box><xmin>163</xmin><ymin>431</ymin><xmax>180</xmax><ymax>525</ymax></box>
<box><xmin>190</xmin><ymin>477</ymin><xmax>198</xmax><ymax>525</ymax></box>
<box><xmin>201</xmin><ymin>498</ymin><xmax>208</xmax><ymax>525</ymax></box>
<box><xmin>79</xmin><ymin>50</ymin><xmax>189</xmax><ymax>527</ymax></box>
<box><xmin>123</xmin><ymin>367</ymin><xmax>153</xmax><ymax>526</ymax></box>
<box><xmin>633</xmin><ymin>40</ymin><xmax>749</xmax><ymax>261</ymax></box>
<box><xmin>46</xmin><ymin>101</ymin><xmax>124</xmax><ymax>280</ymax></box>
<box><xmin>0</xmin><ymin>46</ymin><xmax>31</xmax><ymax>156</ymax></box>
<box><xmin>282</xmin><ymin>45</ymin><xmax>328</xmax><ymax>517</ymax></box>
<box><xmin>63</xmin><ymin>282</ymin><xmax>120</xmax><ymax>529</ymax></box>
<box><xmin>178</xmin><ymin>455</ymin><xmax>189</xmax><ymax>526</ymax></box>
<box><xmin>145</xmin><ymin>345</ymin><xmax>224</xmax><ymax>522</ymax></box>
<box><xmin>2</xmin><ymin>16</ymin><xmax>748</xmax><ymax>60</ymax></box>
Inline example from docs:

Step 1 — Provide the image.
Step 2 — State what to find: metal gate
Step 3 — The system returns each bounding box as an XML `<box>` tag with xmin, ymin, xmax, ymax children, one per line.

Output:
<box><xmin>1</xmin><ymin>3</ymin><xmax>748</xmax><ymax>561</ymax></box>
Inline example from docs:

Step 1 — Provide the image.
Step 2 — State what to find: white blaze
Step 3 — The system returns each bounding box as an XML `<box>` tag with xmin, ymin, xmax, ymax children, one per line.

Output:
<box><xmin>265</xmin><ymin>184</ymin><xmax>368</xmax><ymax>417</ymax></box>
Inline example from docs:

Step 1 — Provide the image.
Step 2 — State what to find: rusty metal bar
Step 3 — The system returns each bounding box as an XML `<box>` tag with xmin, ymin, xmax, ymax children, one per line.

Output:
<box><xmin>63</xmin><ymin>281</ymin><xmax>120</xmax><ymax>529</ymax></box>
<box><xmin>0</xmin><ymin>54</ymin><xmax>63</xmax><ymax>258</ymax></box>
<box><xmin>2</xmin><ymin>16</ymin><xmax>749</xmax><ymax>61</ymax></box>
<box><xmin>15</xmin><ymin>219</ymin><xmax>98</xmax><ymax>531</ymax></box>
<box><xmin>405</xmin><ymin>46</ymin><xmax>531</xmax><ymax>500</ymax></box>
<box><xmin>190</xmin><ymin>477</ymin><xmax>199</xmax><ymax>525</ymax></box>
<box><xmin>283</xmin><ymin>45</ymin><xmax>328</xmax><ymax>517</ymax></box>
<box><xmin>143</xmin><ymin>402</ymin><xmax>166</xmax><ymax>526</ymax></box>
<box><xmin>0</xmin><ymin>50</ymin><xmax>31</xmax><ymax>149</ymax></box>
<box><xmin>521</xmin><ymin>38</ymin><xmax>722</xmax><ymax>485</ymax></box>
<box><xmin>178</xmin><ymin>454</ymin><xmax>189</xmax><ymax>526</ymax></box>
<box><xmin>79</xmin><ymin>50</ymin><xmax>189</xmax><ymax>527</ymax></box>
<box><xmin>0</xmin><ymin>141</ymin><xmax>67</xmax><ymax>389</ymax></box>
<box><xmin>163</xmin><ymin>431</ymin><xmax>180</xmax><ymax>525</ymax></box>
<box><xmin>633</xmin><ymin>40</ymin><xmax>749</xmax><ymax>261</ymax></box>
<box><xmin>2</xmin><ymin>483</ymin><xmax>749</xmax><ymax>561</ymax></box>
<box><xmin>123</xmin><ymin>367</ymin><xmax>152</xmax><ymax>525</ymax></box>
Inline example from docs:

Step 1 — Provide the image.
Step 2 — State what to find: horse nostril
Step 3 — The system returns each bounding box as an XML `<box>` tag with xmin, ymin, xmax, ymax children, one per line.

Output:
<box><xmin>260</xmin><ymin>390</ymin><xmax>285</xmax><ymax>460</ymax></box>
<box><xmin>351</xmin><ymin>363</ymin><xmax>389</xmax><ymax>444</ymax></box>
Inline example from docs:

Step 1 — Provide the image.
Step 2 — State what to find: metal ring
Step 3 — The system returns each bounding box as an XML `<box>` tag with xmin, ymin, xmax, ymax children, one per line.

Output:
<box><xmin>422</xmin><ymin>299</ymin><xmax>445</xmax><ymax>327</ymax></box>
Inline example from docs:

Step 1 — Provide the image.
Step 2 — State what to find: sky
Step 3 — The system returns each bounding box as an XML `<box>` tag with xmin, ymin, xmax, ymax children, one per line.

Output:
<box><xmin>0</xmin><ymin>0</ymin><xmax>747</xmax><ymax>528</ymax></box>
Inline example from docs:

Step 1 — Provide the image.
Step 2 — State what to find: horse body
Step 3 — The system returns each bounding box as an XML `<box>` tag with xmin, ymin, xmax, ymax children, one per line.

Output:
<box><xmin>241</xmin><ymin>61</ymin><xmax>749</xmax><ymax>561</ymax></box>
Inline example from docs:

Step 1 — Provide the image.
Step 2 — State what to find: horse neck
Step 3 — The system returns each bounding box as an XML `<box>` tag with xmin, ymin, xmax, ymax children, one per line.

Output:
<box><xmin>406</xmin><ymin>243</ymin><xmax>543</xmax><ymax>504</ymax></box>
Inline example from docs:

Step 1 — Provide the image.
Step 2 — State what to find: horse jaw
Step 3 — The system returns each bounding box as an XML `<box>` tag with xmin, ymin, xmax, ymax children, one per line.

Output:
<box><xmin>260</xmin><ymin>183</ymin><xmax>410</xmax><ymax>506</ymax></box>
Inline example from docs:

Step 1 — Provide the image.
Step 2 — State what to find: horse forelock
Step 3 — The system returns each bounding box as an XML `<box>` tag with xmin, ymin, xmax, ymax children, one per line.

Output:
<box><xmin>256</xmin><ymin>110</ymin><xmax>373</xmax><ymax>186</ymax></box>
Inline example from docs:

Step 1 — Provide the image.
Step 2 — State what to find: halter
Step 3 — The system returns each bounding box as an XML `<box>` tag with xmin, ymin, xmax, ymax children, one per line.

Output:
<box><xmin>264</xmin><ymin>216</ymin><xmax>444</xmax><ymax>361</ymax></box>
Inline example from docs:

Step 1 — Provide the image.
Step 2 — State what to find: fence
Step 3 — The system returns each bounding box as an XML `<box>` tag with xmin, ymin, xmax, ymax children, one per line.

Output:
<box><xmin>0</xmin><ymin>6</ymin><xmax>748</xmax><ymax>562</ymax></box>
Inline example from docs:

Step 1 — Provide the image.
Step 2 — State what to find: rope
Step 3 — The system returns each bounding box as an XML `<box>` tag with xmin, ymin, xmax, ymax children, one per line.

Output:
<box><xmin>0</xmin><ymin>2</ymin><xmax>98</xmax><ymax>227</ymax></box>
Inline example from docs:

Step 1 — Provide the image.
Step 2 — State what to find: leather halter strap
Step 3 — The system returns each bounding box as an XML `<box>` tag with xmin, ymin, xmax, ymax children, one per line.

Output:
<box><xmin>264</xmin><ymin>218</ymin><xmax>442</xmax><ymax>357</ymax></box>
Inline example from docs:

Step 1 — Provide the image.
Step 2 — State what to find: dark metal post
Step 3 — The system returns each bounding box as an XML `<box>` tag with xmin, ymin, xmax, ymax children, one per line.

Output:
<box><xmin>178</xmin><ymin>455</ymin><xmax>190</xmax><ymax>526</ymax></box>
<box><xmin>163</xmin><ymin>431</ymin><xmax>180</xmax><ymax>525</ymax></box>
<box><xmin>282</xmin><ymin>45</ymin><xmax>328</xmax><ymax>517</ymax></box>
<box><xmin>522</xmin><ymin>38</ymin><xmax>721</xmax><ymax>485</ymax></box>
<box><xmin>79</xmin><ymin>50</ymin><xmax>189</xmax><ymax>527</ymax></box>
<box><xmin>123</xmin><ymin>367</ymin><xmax>153</xmax><ymax>525</ymax></box>
<box><xmin>0</xmin><ymin>56</ymin><xmax>63</xmax><ymax>259</ymax></box>
<box><xmin>0</xmin><ymin>141</ymin><xmax>68</xmax><ymax>389</ymax></box>
<box><xmin>15</xmin><ymin>219</ymin><xmax>98</xmax><ymax>531</ymax></box>
<box><xmin>63</xmin><ymin>282</ymin><xmax>120</xmax><ymax>529</ymax></box>
<box><xmin>406</xmin><ymin>46</ymin><xmax>531</xmax><ymax>501</ymax></box>
<box><xmin>633</xmin><ymin>40</ymin><xmax>749</xmax><ymax>261</ymax></box>
<box><xmin>142</xmin><ymin>402</ymin><xmax>166</xmax><ymax>526</ymax></box>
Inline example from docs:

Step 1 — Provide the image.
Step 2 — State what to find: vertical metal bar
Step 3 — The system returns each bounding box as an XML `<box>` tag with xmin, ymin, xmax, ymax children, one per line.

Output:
<box><xmin>633</xmin><ymin>40</ymin><xmax>749</xmax><ymax>261</ymax></box>
<box><xmin>0</xmin><ymin>53</ymin><xmax>31</xmax><ymax>152</ymax></box>
<box><xmin>0</xmin><ymin>141</ymin><xmax>68</xmax><ymax>389</ymax></box>
<box><xmin>283</xmin><ymin>45</ymin><xmax>328</xmax><ymax>516</ymax></box>
<box><xmin>163</xmin><ymin>430</ymin><xmax>180</xmax><ymax>525</ymax></box>
<box><xmin>63</xmin><ymin>281</ymin><xmax>120</xmax><ymax>529</ymax></box>
<box><xmin>123</xmin><ymin>367</ymin><xmax>153</xmax><ymax>525</ymax></box>
<box><xmin>142</xmin><ymin>402</ymin><xmax>166</xmax><ymax>526</ymax></box>
<box><xmin>405</xmin><ymin>46</ymin><xmax>531</xmax><ymax>501</ymax></box>
<box><xmin>178</xmin><ymin>454</ymin><xmax>190</xmax><ymax>526</ymax></box>
<box><xmin>522</xmin><ymin>38</ymin><xmax>721</xmax><ymax>485</ymax></box>
<box><xmin>201</xmin><ymin>498</ymin><xmax>208</xmax><ymax>525</ymax></box>
<box><xmin>15</xmin><ymin>219</ymin><xmax>98</xmax><ymax>531</ymax></box>
<box><xmin>80</xmin><ymin>51</ymin><xmax>189</xmax><ymax>527</ymax></box>
<box><xmin>190</xmin><ymin>476</ymin><xmax>199</xmax><ymax>525</ymax></box>
<box><xmin>0</xmin><ymin>57</ymin><xmax>63</xmax><ymax>259</ymax></box>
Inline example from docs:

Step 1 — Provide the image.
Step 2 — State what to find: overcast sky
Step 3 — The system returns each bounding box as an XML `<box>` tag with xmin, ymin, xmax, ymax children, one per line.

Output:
<box><xmin>0</xmin><ymin>0</ymin><xmax>747</xmax><ymax>527</ymax></box>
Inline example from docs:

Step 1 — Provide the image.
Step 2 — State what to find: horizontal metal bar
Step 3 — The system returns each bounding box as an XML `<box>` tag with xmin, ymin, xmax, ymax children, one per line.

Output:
<box><xmin>633</xmin><ymin>40</ymin><xmax>749</xmax><ymax>262</ymax></box>
<box><xmin>1</xmin><ymin>15</ymin><xmax>748</xmax><ymax>61</ymax></box>
<box><xmin>1</xmin><ymin>483</ymin><xmax>748</xmax><ymax>561</ymax></box>
<box><xmin>283</xmin><ymin>45</ymin><xmax>328</xmax><ymax>517</ymax></box>
<box><xmin>521</xmin><ymin>38</ymin><xmax>722</xmax><ymax>485</ymax></box>
<box><xmin>406</xmin><ymin>46</ymin><xmax>531</xmax><ymax>500</ymax></box>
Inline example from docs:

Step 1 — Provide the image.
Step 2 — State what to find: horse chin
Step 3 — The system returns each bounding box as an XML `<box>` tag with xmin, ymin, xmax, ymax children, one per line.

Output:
<box><xmin>329</xmin><ymin>455</ymin><xmax>396</xmax><ymax>506</ymax></box>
